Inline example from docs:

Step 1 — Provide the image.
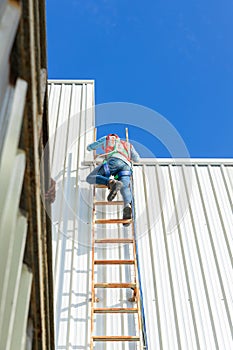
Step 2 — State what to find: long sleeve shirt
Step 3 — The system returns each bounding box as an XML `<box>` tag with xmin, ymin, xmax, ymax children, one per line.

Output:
<box><xmin>87</xmin><ymin>136</ymin><xmax>140</xmax><ymax>166</ymax></box>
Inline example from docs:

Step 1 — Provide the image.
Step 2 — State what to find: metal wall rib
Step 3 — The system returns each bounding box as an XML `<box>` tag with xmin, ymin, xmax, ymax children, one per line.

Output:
<box><xmin>49</xmin><ymin>81</ymin><xmax>232</xmax><ymax>350</ymax></box>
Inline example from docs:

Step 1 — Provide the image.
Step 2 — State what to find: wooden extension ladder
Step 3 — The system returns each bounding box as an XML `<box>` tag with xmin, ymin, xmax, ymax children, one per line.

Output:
<box><xmin>90</xmin><ymin>183</ymin><xmax>145</xmax><ymax>349</ymax></box>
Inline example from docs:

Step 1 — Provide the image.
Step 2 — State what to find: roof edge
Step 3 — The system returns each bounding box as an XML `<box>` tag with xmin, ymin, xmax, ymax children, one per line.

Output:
<box><xmin>48</xmin><ymin>79</ymin><xmax>94</xmax><ymax>84</ymax></box>
<box><xmin>135</xmin><ymin>158</ymin><xmax>233</xmax><ymax>165</ymax></box>
<box><xmin>83</xmin><ymin>158</ymin><xmax>233</xmax><ymax>166</ymax></box>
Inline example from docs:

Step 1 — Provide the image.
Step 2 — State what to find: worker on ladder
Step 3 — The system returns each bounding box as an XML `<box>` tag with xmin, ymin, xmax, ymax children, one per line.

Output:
<box><xmin>86</xmin><ymin>133</ymin><xmax>140</xmax><ymax>224</ymax></box>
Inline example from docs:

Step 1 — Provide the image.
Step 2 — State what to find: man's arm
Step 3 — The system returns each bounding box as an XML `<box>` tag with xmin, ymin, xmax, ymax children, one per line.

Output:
<box><xmin>130</xmin><ymin>144</ymin><xmax>140</xmax><ymax>163</ymax></box>
<box><xmin>87</xmin><ymin>136</ymin><xmax>106</xmax><ymax>151</ymax></box>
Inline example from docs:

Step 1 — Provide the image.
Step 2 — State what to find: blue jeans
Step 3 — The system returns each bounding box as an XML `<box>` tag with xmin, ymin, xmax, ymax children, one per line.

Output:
<box><xmin>86</xmin><ymin>157</ymin><xmax>132</xmax><ymax>205</ymax></box>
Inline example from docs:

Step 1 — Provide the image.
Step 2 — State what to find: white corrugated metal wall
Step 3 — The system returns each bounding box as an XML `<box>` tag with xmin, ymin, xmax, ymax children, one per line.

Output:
<box><xmin>49</xmin><ymin>81</ymin><xmax>233</xmax><ymax>349</ymax></box>
<box><xmin>134</xmin><ymin>160</ymin><xmax>233</xmax><ymax>349</ymax></box>
<box><xmin>48</xmin><ymin>81</ymin><xmax>95</xmax><ymax>349</ymax></box>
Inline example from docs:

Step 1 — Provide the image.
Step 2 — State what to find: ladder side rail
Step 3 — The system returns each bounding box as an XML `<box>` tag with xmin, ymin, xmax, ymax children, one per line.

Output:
<box><xmin>90</xmin><ymin>127</ymin><xmax>97</xmax><ymax>350</ymax></box>
<box><xmin>90</xmin><ymin>182</ymin><xmax>96</xmax><ymax>350</ymax></box>
<box><xmin>131</xmin><ymin>174</ymin><xmax>148</xmax><ymax>349</ymax></box>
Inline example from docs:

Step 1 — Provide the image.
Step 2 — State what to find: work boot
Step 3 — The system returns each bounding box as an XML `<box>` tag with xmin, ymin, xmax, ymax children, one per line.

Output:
<box><xmin>107</xmin><ymin>180</ymin><xmax>123</xmax><ymax>201</ymax></box>
<box><xmin>123</xmin><ymin>204</ymin><xmax>132</xmax><ymax>226</ymax></box>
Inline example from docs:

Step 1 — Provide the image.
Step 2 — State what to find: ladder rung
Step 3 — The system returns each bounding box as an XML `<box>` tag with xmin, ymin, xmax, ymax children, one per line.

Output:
<box><xmin>94</xmin><ymin>283</ymin><xmax>136</xmax><ymax>288</ymax></box>
<box><xmin>94</xmin><ymin>308</ymin><xmax>138</xmax><ymax>313</ymax></box>
<box><xmin>94</xmin><ymin>260</ymin><xmax>135</xmax><ymax>265</ymax></box>
<box><xmin>95</xmin><ymin>200</ymin><xmax>124</xmax><ymax>205</ymax></box>
<box><xmin>95</xmin><ymin>238</ymin><xmax>134</xmax><ymax>244</ymax></box>
<box><xmin>95</xmin><ymin>218</ymin><xmax>132</xmax><ymax>224</ymax></box>
<box><xmin>93</xmin><ymin>336</ymin><xmax>140</xmax><ymax>342</ymax></box>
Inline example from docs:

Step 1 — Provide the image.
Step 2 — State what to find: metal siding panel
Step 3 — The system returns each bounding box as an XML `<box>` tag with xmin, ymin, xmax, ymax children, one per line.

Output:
<box><xmin>157</xmin><ymin>165</ymin><xmax>185</xmax><ymax>349</ymax></box>
<box><xmin>168</xmin><ymin>165</ymin><xmax>199</xmax><ymax>349</ymax></box>
<box><xmin>51</xmin><ymin>84</ymin><xmax>72</xmax><ymax>178</ymax></box>
<box><xmin>172</xmin><ymin>165</ymin><xmax>213</xmax><ymax>349</ymax></box>
<box><xmin>189</xmin><ymin>166</ymin><xmax>220</xmax><ymax>348</ymax></box>
<box><xmin>137</xmin><ymin>166</ymin><xmax>163</xmax><ymax>348</ymax></box>
<box><xmin>195</xmin><ymin>166</ymin><xmax>232</xmax><ymax>347</ymax></box>
<box><xmin>176</xmin><ymin>166</ymin><xmax>214</xmax><ymax>348</ymax></box>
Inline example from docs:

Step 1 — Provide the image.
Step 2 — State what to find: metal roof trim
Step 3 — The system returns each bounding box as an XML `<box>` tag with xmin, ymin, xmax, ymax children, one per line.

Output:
<box><xmin>83</xmin><ymin>158</ymin><xmax>233</xmax><ymax>167</ymax></box>
<box><xmin>134</xmin><ymin>158</ymin><xmax>233</xmax><ymax>165</ymax></box>
<box><xmin>48</xmin><ymin>79</ymin><xmax>95</xmax><ymax>84</ymax></box>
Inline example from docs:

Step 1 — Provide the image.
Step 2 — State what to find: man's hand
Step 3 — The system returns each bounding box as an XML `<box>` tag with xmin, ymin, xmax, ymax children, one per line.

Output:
<box><xmin>45</xmin><ymin>178</ymin><xmax>56</xmax><ymax>203</ymax></box>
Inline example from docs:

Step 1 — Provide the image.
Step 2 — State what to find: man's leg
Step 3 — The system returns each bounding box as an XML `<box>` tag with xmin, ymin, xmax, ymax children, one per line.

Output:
<box><xmin>86</xmin><ymin>165</ymin><xmax>109</xmax><ymax>185</ymax></box>
<box><xmin>106</xmin><ymin>158</ymin><xmax>124</xmax><ymax>201</ymax></box>
<box><xmin>119</xmin><ymin>176</ymin><xmax>132</xmax><ymax>225</ymax></box>
<box><xmin>119</xmin><ymin>175</ymin><xmax>132</xmax><ymax>205</ymax></box>
<box><xmin>107</xmin><ymin>180</ymin><xmax>123</xmax><ymax>201</ymax></box>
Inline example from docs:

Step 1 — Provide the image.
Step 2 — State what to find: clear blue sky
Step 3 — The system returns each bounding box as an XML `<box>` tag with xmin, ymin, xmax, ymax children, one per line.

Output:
<box><xmin>46</xmin><ymin>0</ymin><xmax>233</xmax><ymax>158</ymax></box>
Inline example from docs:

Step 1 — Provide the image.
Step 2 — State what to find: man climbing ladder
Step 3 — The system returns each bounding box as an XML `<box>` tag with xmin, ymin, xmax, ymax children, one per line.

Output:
<box><xmin>86</xmin><ymin>133</ymin><xmax>140</xmax><ymax>225</ymax></box>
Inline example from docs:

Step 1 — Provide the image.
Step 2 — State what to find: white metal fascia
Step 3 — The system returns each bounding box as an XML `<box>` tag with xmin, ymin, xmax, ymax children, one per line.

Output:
<box><xmin>0</xmin><ymin>78</ymin><xmax>27</xmax><ymax>210</ymax></box>
<box><xmin>2</xmin><ymin>214</ymin><xmax>28</xmax><ymax>350</ymax></box>
<box><xmin>9</xmin><ymin>264</ymin><xmax>33</xmax><ymax>350</ymax></box>
<box><xmin>0</xmin><ymin>2</ymin><xmax>21</xmax><ymax>127</ymax></box>
<box><xmin>0</xmin><ymin>151</ymin><xmax>26</xmax><ymax>341</ymax></box>
<box><xmin>0</xmin><ymin>0</ymin><xmax>20</xmax><ymax>109</ymax></box>
<box><xmin>0</xmin><ymin>1</ymin><xmax>21</xmax><ymax>67</ymax></box>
